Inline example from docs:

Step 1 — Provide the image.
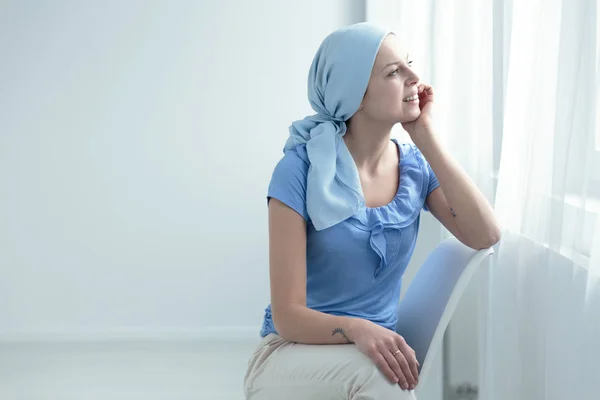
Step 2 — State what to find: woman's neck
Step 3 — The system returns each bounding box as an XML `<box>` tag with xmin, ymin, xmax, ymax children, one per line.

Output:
<box><xmin>344</xmin><ymin>115</ymin><xmax>395</xmax><ymax>173</ymax></box>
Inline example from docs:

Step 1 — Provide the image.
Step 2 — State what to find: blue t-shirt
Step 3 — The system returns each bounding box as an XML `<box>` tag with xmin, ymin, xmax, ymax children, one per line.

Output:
<box><xmin>260</xmin><ymin>139</ymin><xmax>440</xmax><ymax>337</ymax></box>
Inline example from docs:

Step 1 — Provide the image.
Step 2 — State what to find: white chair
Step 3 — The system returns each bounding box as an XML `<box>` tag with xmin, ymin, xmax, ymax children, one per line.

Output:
<box><xmin>395</xmin><ymin>237</ymin><xmax>494</xmax><ymax>393</ymax></box>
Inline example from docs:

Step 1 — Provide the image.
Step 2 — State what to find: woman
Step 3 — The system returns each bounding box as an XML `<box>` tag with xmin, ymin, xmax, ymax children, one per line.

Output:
<box><xmin>244</xmin><ymin>22</ymin><xmax>501</xmax><ymax>399</ymax></box>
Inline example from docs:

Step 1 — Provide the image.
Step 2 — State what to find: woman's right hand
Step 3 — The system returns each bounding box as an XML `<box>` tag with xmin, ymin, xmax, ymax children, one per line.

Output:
<box><xmin>350</xmin><ymin>319</ymin><xmax>419</xmax><ymax>390</ymax></box>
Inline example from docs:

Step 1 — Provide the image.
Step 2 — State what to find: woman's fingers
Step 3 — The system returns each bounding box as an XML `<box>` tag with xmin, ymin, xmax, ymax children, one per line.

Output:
<box><xmin>407</xmin><ymin>351</ymin><xmax>419</xmax><ymax>384</ymax></box>
<box><xmin>415</xmin><ymin>84</ymin><xmax>434</xmax><ymax>112</ymax></box>
<box><xmin>396</xmin><ymin>350</ymin><xmax>416</xmax><ymax>389</ymax></box>
<box><xmin>371</xmin><ymin>351</ymin><xmax>401</xmax><ymax>384</ymax></box>
<box><xmin>396</xmin><ymin>336</ymin><xmax>419</xmax><ymax>387</ymax></box>
<box><xmin>411</xmin><ymin>353</ymin><xmax>420</xmax><ymax>382</ymax></box>
<box><xmin>418</xmin><ymin>83</ymin><xmax>434</xmax><ymax>96</ymax></box>
<box><xmin>377</xmin><ymin>342</ymin><xmax>409</xmax><ymax>390</ymax></box>
<box><xmin>418</xmin><ymin>84</ymin><xmax>435</xmax><ymax>102</ymax></box>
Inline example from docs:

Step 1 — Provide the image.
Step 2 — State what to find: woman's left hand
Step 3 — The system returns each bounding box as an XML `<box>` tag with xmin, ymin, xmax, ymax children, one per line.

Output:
<box><xmin>401</xmin><ymin>83</ymin><xmax>435</xmax><ymax>138</ymax></box>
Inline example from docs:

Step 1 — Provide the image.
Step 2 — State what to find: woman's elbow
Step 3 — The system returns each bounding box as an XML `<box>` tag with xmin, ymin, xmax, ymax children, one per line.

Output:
<box><xmin>479</xmin><ymin>236</ymin><xmax>500</xmax><ymax>250</ymax></box>
<box><xmin>271</xmin><ymin>304</ymin><xmax>299</xmax><ymax>341</ymax></box>
<box><xmin>471</xmin><ymin>225</ymin><xmax>502</xmax><ymax>250</ymax></box>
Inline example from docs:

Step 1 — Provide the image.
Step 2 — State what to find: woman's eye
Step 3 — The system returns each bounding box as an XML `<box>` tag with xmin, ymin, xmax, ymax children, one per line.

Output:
<box><xmin>390</xmin><ymin>61</ymin><xmax>414</xmax><ymax>76</ymax></box>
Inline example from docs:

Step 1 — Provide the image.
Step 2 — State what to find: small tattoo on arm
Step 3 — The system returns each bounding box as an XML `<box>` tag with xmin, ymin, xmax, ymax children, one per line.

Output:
<box><xmin>332</xmin><ymin>327</ymin><xmax>351</xmax><ymax>343</ymax></box>
<box><xmin>450</xmin><ymin>207</ymin><xmax>457</xmax><ymax>218</ymax></box>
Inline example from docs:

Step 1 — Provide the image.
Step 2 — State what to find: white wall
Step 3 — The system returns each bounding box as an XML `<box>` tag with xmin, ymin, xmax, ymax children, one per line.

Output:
<box><xmin>0</xmin><ymin>0</ymin><xmax>367</xmax><ymax>338</ymax></box>
<box><xmin>0</xmin><ymin>2</ymin><xmax>446</xmax><ymax>397</ymax></box>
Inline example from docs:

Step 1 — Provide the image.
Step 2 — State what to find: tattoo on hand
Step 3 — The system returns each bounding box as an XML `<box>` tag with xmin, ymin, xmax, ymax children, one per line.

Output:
<box><xmin>332</xmin><ymin>327</ymin><xmax>351</xmax><ymax>343</ymax></box>
<box><xmin>450</xmin><ymin>207</ymin><xmax>457</xmax><ymax>218</ymax></box>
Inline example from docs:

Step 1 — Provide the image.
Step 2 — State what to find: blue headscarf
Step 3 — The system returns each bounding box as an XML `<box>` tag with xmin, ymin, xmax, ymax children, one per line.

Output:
<box><xmin>284</xmin><ymin>22</ymin><xmax>392</xmax><ymax>230</ymax></box>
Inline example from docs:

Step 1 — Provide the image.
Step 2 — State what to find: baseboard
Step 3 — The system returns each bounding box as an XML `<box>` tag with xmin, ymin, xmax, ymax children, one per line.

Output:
<box><xmin>0</xmin><ymin>326</ymin><xmax>261</xmax><ymax>343</ymax></box>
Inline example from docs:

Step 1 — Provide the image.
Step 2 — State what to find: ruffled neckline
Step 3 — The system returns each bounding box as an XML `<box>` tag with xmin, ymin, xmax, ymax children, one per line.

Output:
<box><xmin>290</xmin><ymin>139</ymin><xmax>428</xmax><ymax>229</ymax></box>
<box><xmin>348</xmin><ymin>139</ymin><xmax>428</xmax><ymax>230</ymax></box>
<box><xmin>346</xmin><ymin>139</ymin><xmax>430</xmax><ymax>278</ymax></box>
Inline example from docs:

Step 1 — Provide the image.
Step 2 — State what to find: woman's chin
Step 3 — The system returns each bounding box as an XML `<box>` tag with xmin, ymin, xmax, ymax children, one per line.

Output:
<box><xmin>398</xmin><ymin>109</ymin><xmax>421</xmax><ymax>124</ymax></box>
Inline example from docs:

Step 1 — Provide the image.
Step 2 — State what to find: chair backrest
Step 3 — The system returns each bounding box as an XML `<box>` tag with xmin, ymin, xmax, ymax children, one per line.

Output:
<box><xmin>395</xmin><ymin>237</ymin><xmax>494</xmax><ymax>384</ymax></box>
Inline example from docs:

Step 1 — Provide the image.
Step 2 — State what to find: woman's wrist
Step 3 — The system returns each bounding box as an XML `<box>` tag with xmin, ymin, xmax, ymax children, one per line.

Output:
<box><xmin>410</xmin><ymin>129</ymin><xmax>446</xmax><ymax>163</ymax></box>
<box><xmin>346</xmin><ymin>317</ymin><xmax>370</xmax><ymax>342</ymax></box>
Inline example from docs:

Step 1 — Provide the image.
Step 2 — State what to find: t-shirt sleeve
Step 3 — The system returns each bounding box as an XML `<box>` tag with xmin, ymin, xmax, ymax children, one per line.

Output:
<box><xmin>411</xmin><ymin>144</ymin><xmax>440</xmax><ymax>212</ymax></box>
<box><xmin>267</xmin><ymin>149</ymin><xmax>310</xmax><ymax>221</ymax></box>
<box><xmin>426</xmin><ymin>161</ymin><xmax>440</xmax><ymax>195</ymax></box>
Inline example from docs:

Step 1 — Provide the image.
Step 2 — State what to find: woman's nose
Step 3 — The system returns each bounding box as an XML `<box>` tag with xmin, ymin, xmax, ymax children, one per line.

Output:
<box><xmin>406</xmin><ymin>73</ymin><xmax>420</xmax><ymax>87</ymax></box>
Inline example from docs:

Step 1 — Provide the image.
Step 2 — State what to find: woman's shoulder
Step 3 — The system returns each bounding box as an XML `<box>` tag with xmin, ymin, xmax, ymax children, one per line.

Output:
<box><xmin>395</xmin><ymin>141</ymin><xmax>428</xmax><ymax>168</ymax></box>
<box><xmin>286</xmin><ymin>144</ymin><xmax>310</xmax><ymax>163</ymax></box>
<box><xmin>272</xmin><ymin>144</ymin><xmax>310</xmax><ymax>176</ymax></box>
<box><xmin>395</xmin><ymin>140</ymin><xmax>418</xmax><ymax>156</ymax></box>
<box><xmin>268</xmin><ymin>144</ymin><xmax>311</xmax><ymax>221</ymax></box>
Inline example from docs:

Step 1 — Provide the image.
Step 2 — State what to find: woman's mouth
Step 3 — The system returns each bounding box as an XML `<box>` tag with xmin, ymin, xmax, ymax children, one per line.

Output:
<box><xmin>403</xmin><ymin>94</ymin><xmax>419</xmax><ymax>103</ymax></box>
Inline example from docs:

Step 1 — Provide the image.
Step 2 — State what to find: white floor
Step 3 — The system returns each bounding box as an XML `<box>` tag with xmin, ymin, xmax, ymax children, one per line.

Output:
<box><xmin>0</xmin><ymin>338</ymin><xmax>443</xmax><ymax>400</ymax></box>
<box><xmin>0</xmin><ymin>339</ymin><xmax>260</xmax><ymax>400</ymax></box>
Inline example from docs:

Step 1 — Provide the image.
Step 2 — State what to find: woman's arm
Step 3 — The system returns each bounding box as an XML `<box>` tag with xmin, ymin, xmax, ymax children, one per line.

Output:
<box><xmin>268</xmin><ymin>198</ymin><xmax>361</xmax><ymax>344</ymax></box>
<box><xmin>412</xmin><ymin>131</ymin><xmax>502</xmax><ymax>250</ymax></box>
<box><xmin>401</xmin><ymin>83</ymin><xmax>501</xmax><ymax>250</ymax></box>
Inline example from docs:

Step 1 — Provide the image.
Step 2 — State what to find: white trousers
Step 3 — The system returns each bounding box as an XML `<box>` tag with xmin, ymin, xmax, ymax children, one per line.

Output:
<box><xmin>244</xmin><ymin>333</ymin><xmax>418</xmax><ymax>400</ymax></box>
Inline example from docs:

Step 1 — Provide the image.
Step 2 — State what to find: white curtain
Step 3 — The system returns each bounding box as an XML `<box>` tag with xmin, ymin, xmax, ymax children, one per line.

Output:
<box><xmin>482</xmin><ymin>0</ymin><xmax>600</xmax><ymax>398</ymax></box>
<box><xmin>367</xmin><ymin>0</ymin><xmax>600</xmax><ymax>398</ymax></box>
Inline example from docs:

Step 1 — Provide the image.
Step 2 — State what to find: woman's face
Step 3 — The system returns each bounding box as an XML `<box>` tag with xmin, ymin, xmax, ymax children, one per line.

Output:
<box><xmin>359</xmin><ymin>34</ymin><xmax>421</xmax><ymax>124</ymax></box>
